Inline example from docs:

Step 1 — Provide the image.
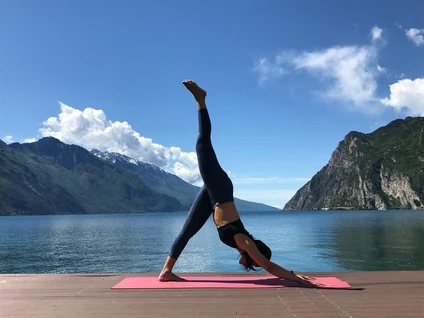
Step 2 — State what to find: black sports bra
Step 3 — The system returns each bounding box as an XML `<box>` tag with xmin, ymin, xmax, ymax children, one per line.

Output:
<box><xmin>217</xmin><ymin>219</ymin><xmax>253</xmax><ymax>248</ymax></box>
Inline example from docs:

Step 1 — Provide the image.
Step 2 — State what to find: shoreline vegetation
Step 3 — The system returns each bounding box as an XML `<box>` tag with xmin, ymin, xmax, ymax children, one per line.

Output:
<box><xmin>2</xmin><ymin>208</ymin><xmax>424</xmax><ymax>217</ymax></box>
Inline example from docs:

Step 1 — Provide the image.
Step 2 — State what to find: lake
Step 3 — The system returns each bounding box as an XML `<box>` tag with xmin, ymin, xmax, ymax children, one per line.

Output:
<box><xmin>1</xmin><ymin>210</ymin><xmax>423</xmax><ymax>274</ymax></box>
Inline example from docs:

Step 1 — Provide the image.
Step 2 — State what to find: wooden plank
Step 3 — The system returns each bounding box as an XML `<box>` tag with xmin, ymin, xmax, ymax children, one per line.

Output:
<box><xmin>0</xmin><ymin>272</ymin><xmax>423</xmax><ymax>318</ymax></box>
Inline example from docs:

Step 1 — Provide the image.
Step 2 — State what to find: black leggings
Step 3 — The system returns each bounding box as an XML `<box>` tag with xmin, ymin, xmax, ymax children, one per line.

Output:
<box><xmin>169</xmin><ymin>108</ymin><xmax>234</xmax><ymax>260</ymax></box>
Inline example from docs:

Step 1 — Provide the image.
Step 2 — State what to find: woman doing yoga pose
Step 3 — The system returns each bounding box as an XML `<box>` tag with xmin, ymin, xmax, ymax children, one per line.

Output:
<box><xmin>159</xmin><ymin>80</ymin><xmax>323</xmax><ymax>288</ymax></box>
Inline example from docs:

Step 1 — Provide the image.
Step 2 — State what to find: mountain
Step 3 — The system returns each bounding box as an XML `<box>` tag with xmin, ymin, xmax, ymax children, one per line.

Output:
<box><xmin>0</xmin><ymin>139</ymin><xmax>86</xmax><ymax>215</ymax></box>
<box><xmin>91</xmin><ymin>150</ymin><xmax>280</xmax><ymax>211</ymax></box>
<box><xmin>91</xmin><ymin>150</ymin><xmax>199</xmax><ymax>207</ymax></box>
<box><xmin>0</xmin><ymin>137</ymin><xmax>278</xmax><ymax>215</ymax></box>
<box><xmin>284</xmin><ymin>116</ymin><xmax>424</xmax><ymax>211</ymax></box>
<box><xmin>1</xmin><ymin>137</ymin><xmax>185</xmax><ymax>215</ymax></box>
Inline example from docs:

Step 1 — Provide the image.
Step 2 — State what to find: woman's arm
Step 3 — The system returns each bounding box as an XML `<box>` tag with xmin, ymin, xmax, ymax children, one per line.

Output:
<box><xmin>234</xmin><ymin>234</ymin><xmax>322</xmax><ymax>288</ymax></box>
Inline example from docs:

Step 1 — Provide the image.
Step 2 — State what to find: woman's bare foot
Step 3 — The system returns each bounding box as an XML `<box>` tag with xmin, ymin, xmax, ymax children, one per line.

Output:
<box><xmin>158</xmin><ymin>270</ymin><xmax>186</xmax><ymax>282</ymax></box>
<box><xmin>182</xmin><ymin>80</ymin><xmax>207</xmax><ymax>104</ymax></box>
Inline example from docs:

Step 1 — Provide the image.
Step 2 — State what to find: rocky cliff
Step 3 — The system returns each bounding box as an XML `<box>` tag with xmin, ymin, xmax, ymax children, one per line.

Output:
<box><xmin>284</xmin><ymin>116</ymin><xmax>424</xmax><ymax>210</ymax></box>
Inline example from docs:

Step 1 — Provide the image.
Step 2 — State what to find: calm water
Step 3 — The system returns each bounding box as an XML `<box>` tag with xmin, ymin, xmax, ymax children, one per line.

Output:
<box><xmin>1</xmin><ymin>210</ymin><xmax>424</xmax><ymax>274</ymax></box>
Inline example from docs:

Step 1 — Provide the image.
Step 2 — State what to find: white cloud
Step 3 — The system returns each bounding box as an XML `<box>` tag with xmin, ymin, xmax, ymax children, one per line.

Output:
<box><xmin>40</xmin><ymin>102</ymin><xmax>201</xmax><ymax>183</ymax></box>
<box><xmin>381</xmin><ymin>78</ymin><xmax>424</xmax><ymax>115</ymax></box>
<box><xmin>290</xmin><ymin>45</ymin><xmax>379</xmax><ymax>108</ymax></box>
<box><xmin>377</xmin><ymin>64</ymin><xmax>386</xmax><ymax>73</ymax></box>
<box><xmin>172</xmin><ymin>161</ymin><xmax>200</xmax><ymax>185</ymax></box>
<box><xmin>406</xmin><ymin>28</ymin><xmax>424</xmax><ymax>46</ymax></box>
<box><xmin>371</xmin><ymin>26</ymin><xmax>383</xmax><ymax>42</ymax></box>
<box><xmin>254</xmin><ymin>26</ymin><xmax>383</xmax><ymax>110</ymax></box>
<box><xmin>233</xmin><ymin>189</ymin><xmax>296</xmax><ymax>208</ymax></box>
<box><xmin>23</xmin><ymin>138</ymin><xmax>37</xmax><ymax>143</ymax></box>
<box><xmin>253</xmin><ymin>57</ymin><xmax>285</xmax><ymax>85</ymax></box>
<box><xmin>2</xmin><ymin>136</ymin><xmax>15</xmax><ymax>144</ymax></box>
<box><xmin>232</xmin><ymin>176</ymin><xmax>310</xmax><ymax>185</ymax></box>
<box><xmin>2</xmin><ymin>136</ymin><xmax>39</xmax><ymax>144</ymax></box>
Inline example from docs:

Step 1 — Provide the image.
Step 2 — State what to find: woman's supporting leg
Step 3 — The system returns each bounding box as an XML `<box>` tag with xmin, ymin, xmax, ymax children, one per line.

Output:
<box><xmin>169</xmin><ymin>186</ymin><xmax>213</xmax><ymax>259</ymax></box>
<box><xmin>159</xmin><ymin>186</ymin><xmax>213</xmax><ymax>281</ymax></box>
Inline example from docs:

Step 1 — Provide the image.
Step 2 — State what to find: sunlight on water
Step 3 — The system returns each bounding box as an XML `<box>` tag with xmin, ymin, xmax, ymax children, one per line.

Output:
<box><xmin>0</xmin><ymin>210</ymin><xmax>423</xmax><ymax>273</ymax></box>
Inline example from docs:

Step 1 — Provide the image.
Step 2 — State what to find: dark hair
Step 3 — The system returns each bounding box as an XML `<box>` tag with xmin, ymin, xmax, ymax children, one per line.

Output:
<box><xmin>241</xmin><ymin>239</ymin><xmax>272</xmax><ymax>272</ymax></box>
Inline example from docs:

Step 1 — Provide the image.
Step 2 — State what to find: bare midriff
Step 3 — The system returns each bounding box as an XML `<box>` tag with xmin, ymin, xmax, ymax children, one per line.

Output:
<box><xmin>213</xmin><ymin>201</ymin><xmax>240</xmax><ymax>228</ymax></box>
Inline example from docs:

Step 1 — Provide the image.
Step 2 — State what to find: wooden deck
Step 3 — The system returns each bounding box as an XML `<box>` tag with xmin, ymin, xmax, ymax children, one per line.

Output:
<box><xmin>1</xmin><ymin>271</ymin><xmax>423</xmax><ymax>317</ymax></box>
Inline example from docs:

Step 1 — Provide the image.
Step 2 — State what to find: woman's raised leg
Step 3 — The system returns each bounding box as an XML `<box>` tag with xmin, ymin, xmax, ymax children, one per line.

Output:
<box><xmin>183</xmin><ymin>80</ymin><xmax>233</xmax><ymax>208</ymax></box>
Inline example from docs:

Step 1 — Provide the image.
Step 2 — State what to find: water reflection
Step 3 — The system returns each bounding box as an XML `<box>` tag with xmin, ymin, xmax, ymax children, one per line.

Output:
<box><xmin>326</xmin><ymin>211</ymin><xmax>424</xmax><ymax>271</ymax></box>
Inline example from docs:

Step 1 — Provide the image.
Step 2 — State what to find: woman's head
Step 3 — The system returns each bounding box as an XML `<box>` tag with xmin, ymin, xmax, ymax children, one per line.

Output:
<box><xmin>239</xmin><ymin>239</ymin><xmax>272</xmax><ymax>272</ymax></box>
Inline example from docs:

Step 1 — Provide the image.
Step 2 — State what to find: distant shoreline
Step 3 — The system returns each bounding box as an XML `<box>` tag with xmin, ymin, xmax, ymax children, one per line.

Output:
<box><xmin>2</xmin><ymin>208</ymin><xmax>424</xmax><ymax>217</ymax></box>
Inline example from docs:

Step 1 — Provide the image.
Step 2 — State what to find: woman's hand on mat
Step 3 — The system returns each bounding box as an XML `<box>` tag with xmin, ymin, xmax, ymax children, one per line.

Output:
<box><xmin>297</xmin><ymin>275</ymin><xmax>316</xmax><ymax>281</ymax></box>
<box><xmin>296</xmin><ymin>276</ymin><xmax>325</xmax><ymax>288</ymax></box>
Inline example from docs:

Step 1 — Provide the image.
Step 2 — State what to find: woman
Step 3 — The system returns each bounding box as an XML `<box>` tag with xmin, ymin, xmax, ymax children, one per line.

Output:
<box><xmin>159</xmin><ymin>80</ymin><xmax>322</xmax><ymax>288</ymax></box>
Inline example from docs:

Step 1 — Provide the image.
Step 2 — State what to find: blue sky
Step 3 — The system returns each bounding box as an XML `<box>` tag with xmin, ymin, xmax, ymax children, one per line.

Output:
<box><xmin>1</xmin><ymin>0</ymin><xmax>424</xmax><ymax>208</ymax></box>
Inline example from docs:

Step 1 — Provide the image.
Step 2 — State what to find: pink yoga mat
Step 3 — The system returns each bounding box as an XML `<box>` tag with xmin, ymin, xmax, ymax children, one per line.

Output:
<box><xmin>112</xmin><ymin>276</ymin><xmax>351</xmax><ymax>289</ymax></box>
